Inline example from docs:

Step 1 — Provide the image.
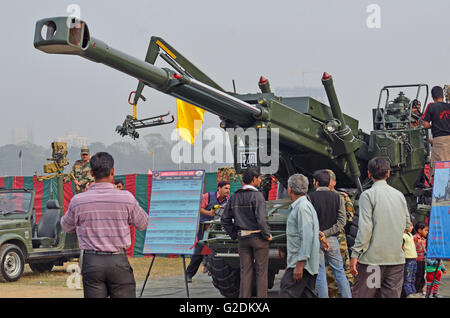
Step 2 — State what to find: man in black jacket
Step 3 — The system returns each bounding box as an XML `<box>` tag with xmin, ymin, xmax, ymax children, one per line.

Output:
<box><xmin>221</xmin><ymin>166</ymin><xmax>272</xmax><ymax>298</ymax></box>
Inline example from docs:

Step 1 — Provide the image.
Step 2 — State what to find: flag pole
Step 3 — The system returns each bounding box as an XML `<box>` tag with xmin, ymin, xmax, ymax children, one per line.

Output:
<box><xmin>19</xmin><ymin>150</ymin><xmax>23</xmax><ymax>176</ymax></box>
<box><xmin>178</xmin><ymin>133</ymin><xmax>181</xmax><ymax>170</ymax></box>
<box><xmin>152</xmin><ymin>149</ymin><xmax>155</xmax><ymax>171</ymax></box>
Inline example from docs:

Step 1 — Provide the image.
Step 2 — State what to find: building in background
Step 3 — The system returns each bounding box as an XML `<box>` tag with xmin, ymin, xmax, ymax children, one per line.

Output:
<box><xmin>11</xmin><ymin>127</ymin><xmax>34</xmax><ymax>145</ymax></box>
<box><xmin>57</xmin><ymin>132</ymin><xmax>88</xmax><ymax>148</ymax></box>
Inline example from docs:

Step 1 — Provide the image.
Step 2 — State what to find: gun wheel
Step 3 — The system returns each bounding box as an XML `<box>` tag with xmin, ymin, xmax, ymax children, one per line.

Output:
<box><xmin>206</xmin><ymin>255</ymin><xmax>277</xmax><ymax>297</ymax></box>
<box><xmin>206</xmin><ymin>255</ymin><xmax>240</xmax><ymax>298</ymax></box>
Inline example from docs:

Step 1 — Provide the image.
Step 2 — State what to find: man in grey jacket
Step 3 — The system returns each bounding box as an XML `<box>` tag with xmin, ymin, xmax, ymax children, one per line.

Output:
<box><xmin>350</xmin><ymin>157</ymin><xmax>410</xmax><ymax>298</ymax></box>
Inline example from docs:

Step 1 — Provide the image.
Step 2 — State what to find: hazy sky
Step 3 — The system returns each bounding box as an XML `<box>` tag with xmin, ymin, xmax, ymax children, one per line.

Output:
<box><xmin>1</xmin><ymin>0</ymin><xmax>450</xmax><ymax>147</ymax></box>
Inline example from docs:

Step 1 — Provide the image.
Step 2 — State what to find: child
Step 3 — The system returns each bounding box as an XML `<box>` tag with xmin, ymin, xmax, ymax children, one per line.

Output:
<box><xmin>425</xmin><ymin>258</ymin><xmax>447</xmax><ymax>297</ymax></box>
<box><xmin>402</xmin><ymin>222</ymin><xmax>420</xmax><ymax>297</ymax></box>
<box><xmin>413</xmin><ymin>222</ymin><xmax>428</xmax><ymax>294</ymax></box>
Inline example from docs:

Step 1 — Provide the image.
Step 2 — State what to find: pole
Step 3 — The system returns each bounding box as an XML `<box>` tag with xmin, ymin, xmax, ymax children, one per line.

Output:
<box><xmin>139</xmin><ymin>254</ymin><xmax>156</xmax><ymax>298</ymax></box>
<box><xmin>152</xmin><ymin>149</ymin><xmax>155</xmax><ymax>171</ymax></box>
<box><xmin>182</xmin><ymin>255</ymin><xmax>190</xmax><ymax>298</ymax></box>
<box><xmin>57</xmin><ymin>174</ymin><xmax>65</xmax><ymax>217</ymax></box>
<box><xmin>178</xmin><ymin>133</ymin><xmax>181</xmax><ymax>170</ymax></box>
<box><xmin>19</xmin><ymin>150</ymin><xmax>22</xmax><ymax>176</ymax></box>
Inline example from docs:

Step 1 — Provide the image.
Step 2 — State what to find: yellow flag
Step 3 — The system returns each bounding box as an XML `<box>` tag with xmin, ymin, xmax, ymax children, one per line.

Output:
<box><xmin>176</xmin><ymin>99</ymin><xmax>205</xmax><ymax>144</ymax></box>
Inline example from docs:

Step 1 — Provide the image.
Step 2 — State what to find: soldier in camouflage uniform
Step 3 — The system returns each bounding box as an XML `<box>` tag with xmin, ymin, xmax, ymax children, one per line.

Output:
<box><xmin>70</xmin><ymin>147</ymin><xmax>95</xmax><ymax>194</ymax></box>
<box><xmin>325</xmin><ymin>170</ymin><xmax>355</xmax><ymax>297</ymax></box>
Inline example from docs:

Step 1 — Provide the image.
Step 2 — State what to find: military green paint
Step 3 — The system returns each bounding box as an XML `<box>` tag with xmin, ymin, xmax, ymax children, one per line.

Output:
<box><xmin>33</xmin><ymin>17</ymin><xmax>431</xmax><ymax>212</ymax></box>
<box><xmin>0</xmin><ymin>188</ymin><xmax>80</xmax><ymax>281</ymax></box>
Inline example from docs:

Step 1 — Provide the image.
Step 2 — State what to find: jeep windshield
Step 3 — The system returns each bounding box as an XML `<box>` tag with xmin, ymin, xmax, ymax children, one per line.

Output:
<box><xmin>0</xmin><ymin>192</ymin><xmax>32</xmax><ymax>216</ymax></box>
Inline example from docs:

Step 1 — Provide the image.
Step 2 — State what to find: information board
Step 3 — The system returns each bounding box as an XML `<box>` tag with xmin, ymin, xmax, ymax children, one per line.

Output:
<box><xmin>427</xmin><ymin>161</ymin><xmax>450</xmax><ymax>259</ymax></box>
<box><xmin>143</xmin><ymin>170</ymin><xmax>204</xmax><ymax>255</ymax></box>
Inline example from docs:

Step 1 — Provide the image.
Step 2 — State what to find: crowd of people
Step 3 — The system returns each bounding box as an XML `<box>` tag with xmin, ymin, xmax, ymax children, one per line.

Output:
<box><xmin>58</xmin><ymin>84</ymin><xmax>449</xmax><ymax>298</ymax></box>
<box><xmin>59</xmin><ymin>151</ymin><xmax>447</xmax><ymax>299</ymax></box>
<box><xmin>219</xmin><ymin>157</ymin><xmax>446</xmax><ymax>298</ymax></box>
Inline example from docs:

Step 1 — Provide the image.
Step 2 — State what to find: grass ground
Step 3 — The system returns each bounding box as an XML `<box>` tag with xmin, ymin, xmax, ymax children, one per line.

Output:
<box><xmin>0</xmin><ymin>256</ymin><xmax>187</xmax><ymax>298</ymax></box>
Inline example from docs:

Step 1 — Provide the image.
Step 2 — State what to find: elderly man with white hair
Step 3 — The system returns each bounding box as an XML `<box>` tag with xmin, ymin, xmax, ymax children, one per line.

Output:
<box><xmin>279</xmin><ymin>174</ymin><xmax>329</xmax><ymax>298</ymax></box>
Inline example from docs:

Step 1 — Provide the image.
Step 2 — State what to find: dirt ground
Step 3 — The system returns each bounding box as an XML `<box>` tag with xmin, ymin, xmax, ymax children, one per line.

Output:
<box><xmin>2</xmin><ymin>258</ymin><xmax>449</xmax><ymax>298</ymax></box>
<box><xmin>1</xmin><ymin>285</ymin><xmax>84</xmax><ymax>298</ymax></box>
<box><xmin>0</xmin><ymin>257</ymin><xmax>185</xmax><ymax>298</ymax></box>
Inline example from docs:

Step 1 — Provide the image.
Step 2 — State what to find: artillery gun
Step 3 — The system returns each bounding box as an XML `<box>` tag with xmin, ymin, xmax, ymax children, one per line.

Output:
<box><xmin>34</xmin><ymin>17</ymin><xmax>432</xmax><ymax>296</ymax></box>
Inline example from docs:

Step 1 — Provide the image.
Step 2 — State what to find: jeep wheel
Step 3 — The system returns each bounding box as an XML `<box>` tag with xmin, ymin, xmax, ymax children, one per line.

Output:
<box><xmin>206</xmin><ymin>255</ymin><xmax>240</xmax><ymax>298</ymax></box>
<box><xmin>29</xmin><ymin>262</ymin><xmax>54</xmax><ymax>273</ymax></box>
<box><xmin>0</xmin><ymin>244</ymin><xmax>25</xmax><ymax>282</ymax></box>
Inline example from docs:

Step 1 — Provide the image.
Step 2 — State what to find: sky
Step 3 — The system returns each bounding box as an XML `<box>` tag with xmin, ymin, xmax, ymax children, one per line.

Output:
<box><xmin>1</xmin><ymin>0</ymin><xmax>450</xmax><ymax>147</ymax></box>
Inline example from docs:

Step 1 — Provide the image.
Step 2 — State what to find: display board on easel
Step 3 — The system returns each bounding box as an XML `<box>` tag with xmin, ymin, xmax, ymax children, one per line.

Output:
<box><xmin>140</xmin><ymin>170</ymin><xmax>205</xmax><ymax>298</ymax></box>
<box><xmin>426</xmin><ymin>161</ymin><xmax>450</xmax><ymax>297</ymax></box>
<box><xmin>428</xmin><ymin>161</ymin><xmax>450</xmax><ymax>258</ymax></box>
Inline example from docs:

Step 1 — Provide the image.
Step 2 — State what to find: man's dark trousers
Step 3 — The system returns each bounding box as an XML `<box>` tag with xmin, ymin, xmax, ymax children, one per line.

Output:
<box><xmin>82</xmin><ymin>252</ymin><xmax>136</xmax><ymax>298</ymax></box>
<box><xmin>351</xmin><ymin>263</ymin><xmax>404</xmax><ymax>298</ymax></box>
<box><xmin>238</xmin><ymin>235</ymin><xmax>269</xmax><ymax>298</ymax></box>
<box><xmin>186</xmin><ymin>229</ymin><xmax>204</xmax><ymax>279</ymax></box>
<box><xmin>279</xmin><ymin>268</ymin><xmax>318</xmax><ymax>298</ymax></box>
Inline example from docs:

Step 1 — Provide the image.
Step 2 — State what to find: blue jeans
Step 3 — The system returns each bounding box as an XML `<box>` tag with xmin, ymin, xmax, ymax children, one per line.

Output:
<box><xmin>403</xmin><ymin>259</ymin><xmax>417</xmax><ymax>296</ymax></box>
<box><xmin>316</xmin><ymin>236</ymin><xmax>352</xmax><ymax>298</ymax></box>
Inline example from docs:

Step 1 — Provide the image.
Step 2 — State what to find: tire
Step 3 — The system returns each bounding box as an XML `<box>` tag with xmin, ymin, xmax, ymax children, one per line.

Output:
<box><xmin>206</xmin><ymin>255</ymin><xmax>240</xmax><ymax>298</ymax></box>
<box><xmin>0</xmin><ymin>244</ymin><xmax>25</xmax><ymax>282</ymax></box>
<box><xmin>29</xmin><ymin>262</ymin><xmax>54</xmax><ymax>273</ymax></box>
<box><xmin>206</xmin><ymin>255</ymin><xmax>278</xmax><ymax>297</ymax></box>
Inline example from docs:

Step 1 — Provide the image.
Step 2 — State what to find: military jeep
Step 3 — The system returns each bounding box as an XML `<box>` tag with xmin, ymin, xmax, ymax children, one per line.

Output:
<box><xmin>0</xmin><ymin>188</ymin><xmax>79</xmax><ymax>282</ymax></box>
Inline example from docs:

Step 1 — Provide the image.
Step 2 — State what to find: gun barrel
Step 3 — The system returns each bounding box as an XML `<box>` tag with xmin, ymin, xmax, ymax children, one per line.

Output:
<box><xmin>34</xmin><ymin>17</ymin><xmax>260</xmax><ymax>126</ymax></box>
<box><xmin>321</xmin><ymin>72</ymin><xmax>362</xmax><ymax>191</ymax></box>
<box><xmin>321</xmin><ymin>73</ymin><xmax>346</xmax><ymax>124</ymax></box>
<box><xmin>186</xmin><ymin>78</ymin><xmax>262</xmax><ymax>117</ymax></box>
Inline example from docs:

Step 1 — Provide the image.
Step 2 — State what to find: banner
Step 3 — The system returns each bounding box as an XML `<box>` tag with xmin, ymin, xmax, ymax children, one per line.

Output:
<box><xmin>427</xmin><ymin>161</ymin><xmax>450</xmax><ymax>259</ymax></box>
<box><xmin>0</xmin><ymin>172</ymin><xmax>279</xmax><ymax>257</ymax></box>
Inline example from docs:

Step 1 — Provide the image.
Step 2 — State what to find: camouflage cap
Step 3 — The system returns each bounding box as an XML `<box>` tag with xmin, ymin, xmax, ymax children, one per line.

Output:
<box><xmin>80</xmin><ymin>147</ymin><xmax>90</xmax><ymax>155</ymax></box>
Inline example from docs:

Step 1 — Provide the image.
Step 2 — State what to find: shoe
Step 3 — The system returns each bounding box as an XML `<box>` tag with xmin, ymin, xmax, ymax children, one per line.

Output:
<box><xmin>202</xmin><ymin>266</ymin><xmax>209</xmax><ymax>274</ymax></box>
<box><xmin>432</xmin><ymin>293</ymin><xmax>442</xmax><ymax>298</ymax></box>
